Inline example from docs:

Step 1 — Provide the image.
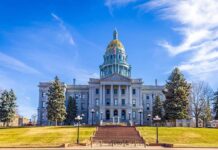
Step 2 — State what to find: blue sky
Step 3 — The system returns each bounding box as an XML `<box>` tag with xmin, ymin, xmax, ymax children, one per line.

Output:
<box><xmin>0</xmin><ymin>0</ymin><xmax>218</xmax><ymax>118</ymax></box>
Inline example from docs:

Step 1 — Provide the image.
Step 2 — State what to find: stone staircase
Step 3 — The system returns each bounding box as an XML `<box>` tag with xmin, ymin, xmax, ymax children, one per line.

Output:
<box><xmin>91</xmin><ymin>126</ymin><xmax>145</xmax><ymax>146</ymax></box>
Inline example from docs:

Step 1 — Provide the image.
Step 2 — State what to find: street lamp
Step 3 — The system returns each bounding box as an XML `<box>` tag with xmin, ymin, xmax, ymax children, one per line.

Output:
<box><xmin>100</xmin><ymin>112</ymin><xmax>103</xmax><ymax>120</ymax></box>
<box><xmin>91</xmin><ymin>109</ymin><xmax>95</xmax><ymax>126</ymax></box>
<box><xmin>153</xmin><ymin>115</ymin><xmax>161</xmax><ymax>144</ymax></box>
<box><xmin>138</xmin><ymin>109</ymin><xmax>143</xmax><ymax>126</ymax></box>
<box><xmin>75</xmin><ymin>115</ymin><xmax>83</xmax><ymax>144</ymax></box>
<box><xmin>147</xmin><ymin>114</ymin><xmax>151</xmax><ymax>126</ymax></box>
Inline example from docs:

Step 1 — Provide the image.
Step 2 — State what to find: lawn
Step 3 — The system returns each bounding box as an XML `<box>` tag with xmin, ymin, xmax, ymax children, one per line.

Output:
<box><xmin>0</xmin><ymin>126</ymin><xmax>95</xmax><ymax>147</ymax></box>
<box><xmin>137</xmin><ymin>127</ymin><xmax>218</xmax><ymax>147</ymax></box>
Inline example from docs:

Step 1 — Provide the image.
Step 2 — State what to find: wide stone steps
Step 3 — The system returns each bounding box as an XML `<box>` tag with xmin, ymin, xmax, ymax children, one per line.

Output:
<box><xmin>92</xmin><ymin>126</ymin><xmax>145</xmax><ymax>145</ymax></box>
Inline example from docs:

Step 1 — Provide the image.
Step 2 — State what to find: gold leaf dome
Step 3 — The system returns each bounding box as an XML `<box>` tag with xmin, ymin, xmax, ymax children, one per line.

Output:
<box><xmin>106</xmin><ymin>39</ymin><xmax>125</xmax><ymax>51</ymax></box>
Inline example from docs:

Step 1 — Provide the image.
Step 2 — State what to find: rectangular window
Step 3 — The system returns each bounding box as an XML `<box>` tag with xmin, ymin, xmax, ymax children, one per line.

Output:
<box><xmin>121</xmin><ymin>89</ymin><xmax>125</xmax><ymax>95</ymax></box>
<box><xmin>132</xmin><ymin>89</ymin><xmax>136</xmax><ymax>95</ymax></box>
<box><xmin>42</xmin><ymin>92</ymin><xmax>46</xmax><ymax>98</ymax></box>
<box><xmin>146</xmin><ymin>103</ymin><xmax>150</xmax><ymax>110</ymax></box>
<box><xmin>106</xmin><ymin>89</ymin><xmax>110</xmax><ymax>94</ymax></box>
<box><xmin>122</xmin><ymin>99</ymin><xmax>125</xmax><ymax>106</ymax></box>
<box><xmin>82</xmin><ymin>94</ymin><xmax>86</xmax><ymax>99</ymax></box>
<box><xmin>114</xmin><ymin>89</ymin><xmax>118</xmax><ymax>95</ymax></box>
<box><xmin>95</xmin><ymin>99</ymin><xmax>99</xmax><ymax>106</ymax></box>
<box><xmin>114</xmin><ymin>99</ymin><xmax>118</xmax><ymax>106</ymax></box>
<box><xmin>132</xmin><ymin>111</ymin><xmax>136</xmax><ymax>119</ymax></box>
<box><xmin>95</xmin><ymin>88</ymin><xmax>99</xmax><ymax>94</ymax></box>
<box><xmin>132</xmin><ymin>99</ymin><xmax>136</xmax><ymax>107</ymax></box>
<box><xmin>146</xmin><ymin>95</ymin><xmax>150</xmax><ymax>100</ymax></box>
<box><xmin>106</xmin><ymin>98</ymin><xmax>110</xmax><ymax>106</ymax></box>
<box><xmin>42</xmin><ymin>101</ymin><xmax>46</xmax><ymax>108</ymax></box>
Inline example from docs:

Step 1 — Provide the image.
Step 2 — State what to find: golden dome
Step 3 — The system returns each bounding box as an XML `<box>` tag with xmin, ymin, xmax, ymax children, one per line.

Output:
<box><xmin>106</xmin><ymin>39</ymin><xmax>125</xmax><ymax>51</ymax></box>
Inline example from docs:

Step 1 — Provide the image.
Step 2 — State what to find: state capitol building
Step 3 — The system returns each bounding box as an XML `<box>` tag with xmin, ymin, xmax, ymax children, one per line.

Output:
<box><xmin>37</xmin><ymin>30</ymin><xmax>165</xmax><ymax>125</ymax></box>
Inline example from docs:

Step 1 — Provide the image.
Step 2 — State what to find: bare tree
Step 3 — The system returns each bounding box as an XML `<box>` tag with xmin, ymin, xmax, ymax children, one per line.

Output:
<box><xmin>31</xmin><ymin>114</ymin><xmax>37</xmax><ymax>125</ymax></box>
<box><xmin>190</xmin><ymin>81</ymin><xmax>213</xmax><ymax>127</ymax></box>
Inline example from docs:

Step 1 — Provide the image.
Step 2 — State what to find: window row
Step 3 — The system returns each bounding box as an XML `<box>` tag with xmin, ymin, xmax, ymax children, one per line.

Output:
<box><xmin>95</xmin><ymin>88</ymin><xmax>137</xmax><ymax>95</ymax></box>
<box><xmin>95</xmin><ymin>99</ymin><xmax>137</xmax><ymax>107</ymax></box>
<box><xmin>105</xmin><ymin>54</ymin><xmax>126</xmax><ymax>62</ymax></box>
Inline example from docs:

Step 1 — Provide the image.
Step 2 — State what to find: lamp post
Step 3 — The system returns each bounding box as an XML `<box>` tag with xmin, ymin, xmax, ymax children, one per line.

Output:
<box><xmin>75</xmin><ymin>115</ymin><xmax>83</xmax><ymax>144</ymax></box>
<box><xmin>153</xmin><ymin>115</ymin><xmax>161</xmax><ymax>144</ymax></box>
<box><xmin>147</xmin><ymin>114</ymin><xmax>151</xmax><ymax>126</ymax></box>
<box><xmin>91</xmin><ymin>109</ymin><xmax>95</xmax><ymax>126</ymax></box>
<box><xmin>138</xmin><ymin>109</ymin><xmax>143</xmax><ymax>126</ymax></box>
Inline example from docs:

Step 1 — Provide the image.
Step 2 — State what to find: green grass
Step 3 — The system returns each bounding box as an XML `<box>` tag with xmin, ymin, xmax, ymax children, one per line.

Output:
<box><xmin>137</xmin><ymin>127</ymin><xmax>218</xmax><ymax>147</ymax></box>
<box><xmin>0</xmin><ymin>126</ymin><xmax>95</xmax><ymax>147</ymax></box>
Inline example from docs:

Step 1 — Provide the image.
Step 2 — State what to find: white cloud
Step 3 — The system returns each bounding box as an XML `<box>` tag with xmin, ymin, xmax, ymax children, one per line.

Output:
<box><xmin>105</xmin><ymin>0</ymin><xmax>137</xmax><ymax>7</ymax></box>
<box><xmin>105</xmin><ymin>0</ymin><xmax>138</xmax><ymax>15</ymax></box>
<box><xmin>0</xmin><ymin>52</ymin><xmax>40</xmax><ymax>74</ymax></box>
<box><xmin>51</xmin><ymin>13</ymin><xmax>75</xmax><ymax>45</ymax></box>
<box><xmin>140</xmin><ymin>0</ymin><xmax>218</xmax><ymax>85</ymax></box>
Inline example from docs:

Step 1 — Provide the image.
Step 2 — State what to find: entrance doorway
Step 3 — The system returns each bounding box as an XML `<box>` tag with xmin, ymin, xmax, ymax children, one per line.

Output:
<box><xmin>106</xmin><ymin>110</ymin><xmax>110</xmax><ymax>120</ymax></box>
<box><xmin>121</xmin><ymin>110</ymin><xmax>126</xmax><ymax>120</ymax></box>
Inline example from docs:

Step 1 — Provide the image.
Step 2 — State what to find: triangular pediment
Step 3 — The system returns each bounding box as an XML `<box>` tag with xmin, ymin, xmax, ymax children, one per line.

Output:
<box><xmin>101</xmin><ymin>73</ymin><xmax>131</xmax><ymax>82</ymax></box>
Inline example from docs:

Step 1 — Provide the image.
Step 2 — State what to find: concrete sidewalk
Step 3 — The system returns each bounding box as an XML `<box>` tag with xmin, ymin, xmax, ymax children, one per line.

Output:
<box><xmin>1</xmin><ymin>146</ymin><xmax>218</xmax><ymax>150</ymax></box>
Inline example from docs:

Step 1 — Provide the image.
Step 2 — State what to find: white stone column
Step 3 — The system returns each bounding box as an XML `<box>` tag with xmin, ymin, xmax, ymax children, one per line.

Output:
<box><xmin>129</xmin><ymin>86</ymin><xmax>132</xmax><ymax>106</ymax></box>
<box><xmin>126</xmin><ymin>85</ymin><xmax>129</xmax><ymax>105</ymax></box>
<box><xmin>103</xmin><ymin>85</ymin><xmax>105</xmax><ymax>106</ymax></box>
<box><xmin>111</xmin><ymin>85</ymin><xmax>113</xmax><ymax>106</ymax></box>
<box><xmin>118</xmin><ymin>85</ymin><xmax>121</xmax><ymax>106</ymax></box>
<box><xmin>100</xmin><ymin>85</ymin><xmax>102</xmax><ymax>105</ymax></box>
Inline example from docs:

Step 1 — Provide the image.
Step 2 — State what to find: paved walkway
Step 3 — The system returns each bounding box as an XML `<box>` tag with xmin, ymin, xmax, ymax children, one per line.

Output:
<box><xmin>1</xmin><ymin>146</ymin><xmax>218</xmax><ymax>150</ymax></box>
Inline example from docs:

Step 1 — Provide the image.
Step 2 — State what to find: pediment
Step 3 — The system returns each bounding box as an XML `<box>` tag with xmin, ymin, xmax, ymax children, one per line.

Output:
<box><xmin>101</xmin><ymin>73</ymin><xmax>131</xmax><ymax>82</ymax></box>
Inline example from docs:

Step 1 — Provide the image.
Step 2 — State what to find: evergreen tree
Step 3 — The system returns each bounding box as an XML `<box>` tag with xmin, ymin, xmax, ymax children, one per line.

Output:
<box><xmin>46</xmin><ymin>76</ymin><xmax>66</xmax><ymax>126</ymax></box>
<box><xmin>152</xmin><ymin>95</ymin><xmax>163</xmax><ymax>119</ymax></box>
<box><xmin>7</xmin><ymin>89</ymin><xmax>17</xmax><ymax>125</ymax></box>
<box><xmin>65</xmin><ymin>96</ymin><xmax>77</xmax><ymax>125</ymax></box>
<box><xmin>214</xmin><ymin>91</ymin><xmax>218</xmax><ymax>120</ymax></box>
<box><xmin>163</xmin><ymin>67</ymin><xmax>191</xmax><ymax>125</ymax></box>
<box><xmin>0</xmin><ymin>89</ymin><xmax>17</xmax><ymax>126</ymax></box>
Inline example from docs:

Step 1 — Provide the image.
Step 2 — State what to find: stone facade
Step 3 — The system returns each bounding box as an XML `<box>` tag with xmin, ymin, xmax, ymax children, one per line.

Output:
<box><xmin>37</xmin><ymin>30</ymin><xmax>165</xmax><ymax>126</ymax></box>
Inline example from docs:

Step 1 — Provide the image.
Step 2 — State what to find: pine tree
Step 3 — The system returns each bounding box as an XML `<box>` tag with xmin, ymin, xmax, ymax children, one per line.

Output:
<box><xmin>152</xmin><ymin>95</ymin><xmax>163</xmax><ymax>119</ymax></box>
<box><xmin>0</xmin><ymin>89</ymin><xmax>17</xmax><ymax>126</ymax></box>
<box><xmin>7</xmin><ymin>89</ymin><xmax>17</xmax><ymax>125</ymax></box>
<box><xmin>0</xmin><ymin>90</ymin><xmax>8</xmax><ymax>126</ymax></box>
<box><xmin>163</xmin><ymin>67</ymin><xmax>191</xmax><ymax>125</ymax></box>
<box><xmin>65</xmin><ymin>96</ymin><xmax>77</xmax><ymax>125</ymax></box>
<box><xmin>214</xmin><ymin>91</ymin><xmax>218</xmax><ymax>120</ymax></box>
<box><xmin>46</xmin><ymin>76</ymin><xmax>66</xmax><ymax>126</ymax></box>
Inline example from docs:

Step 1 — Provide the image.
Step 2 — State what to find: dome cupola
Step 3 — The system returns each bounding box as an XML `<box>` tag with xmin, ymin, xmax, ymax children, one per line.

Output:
<box><xmin>100</xmin><ymin>29</ymin><xmax>131</xmax><ymax>78</ymax></box>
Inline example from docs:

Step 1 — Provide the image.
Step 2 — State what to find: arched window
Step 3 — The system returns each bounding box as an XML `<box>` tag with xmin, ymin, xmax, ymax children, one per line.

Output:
<box><xmin>114</xmin><ymin>109</ymin><xmax>118</xmax><ymax>116</ymax></box>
